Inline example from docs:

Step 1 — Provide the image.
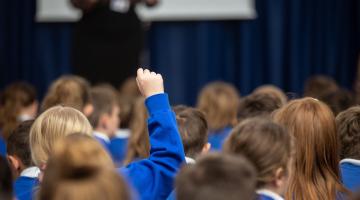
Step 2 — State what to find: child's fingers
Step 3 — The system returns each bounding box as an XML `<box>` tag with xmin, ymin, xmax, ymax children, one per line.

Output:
<box><xmin>144</xmin><ymin>69</ymin><xmax>151</xmax><ymax>75</ymax></box>
<box><xmin>151</xmin><ymin>72</ymin><xmax>156</xmax><ymax>76</ymax></box>
<box><xmin>137</xmin><ymin>68</ymin><xmax>144</xmax><ymax>79</ymax></box>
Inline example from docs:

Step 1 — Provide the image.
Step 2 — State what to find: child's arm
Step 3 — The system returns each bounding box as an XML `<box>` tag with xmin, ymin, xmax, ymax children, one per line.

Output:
<box><xmin>119</xmin><ymin>69</ymin><xmax>185</xmax><ymax>200</ymax></box>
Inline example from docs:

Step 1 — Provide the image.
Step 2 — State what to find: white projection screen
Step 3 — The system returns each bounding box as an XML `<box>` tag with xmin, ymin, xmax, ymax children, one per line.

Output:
<box><xmin>36</xmin><ymin>0</ymin><xmax>256</xmax><ymax>22</ymax></box>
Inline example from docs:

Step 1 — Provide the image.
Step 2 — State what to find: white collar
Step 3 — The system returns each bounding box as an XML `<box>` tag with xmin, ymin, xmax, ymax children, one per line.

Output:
<box><xmin>185</xmin><ymin>157</ymin><xmax>196</xmax><ymax>164</ymax></box>
<box><xmin>257</xmin><ymin>189</ymin><xmax>284</xmax><ymax>200</ymax></box>
<box><xmin>20</xmin><ymin>167</ymin><xmax>40</xmax><ymax>178</ymax></box>
<box><xmin>340</xmin><ymin>158</ymin><xmax>360</xmax><ymax>166</ymax></box>
<box><xmin>93</xmin><ymin>131</ymin><xmax>110</xmax><ymax>143</ymax></box>
<box><xmin>115</xmin><ymin>129</ymin><xmax>130</xmax><ymax>138</ymax></box>
<box><xmin>18</xmin><ymin>114</ymin><xmax>33</xmax><ymax>122</ymax></box>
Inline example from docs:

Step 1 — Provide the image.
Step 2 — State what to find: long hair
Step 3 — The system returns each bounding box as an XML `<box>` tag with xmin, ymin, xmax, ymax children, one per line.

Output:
<box><xmin>273</xmin><ymin>98</ymin><xmax>349</xmax><ymax>200</ymax></box>
<box><xmin>0</xmin><ymin>82</ymin><xmax>37</xmax><ymax>140</ymax></box>
<box><xmin>123</xmin><ymin>97</ymin><xmax>150</xmax><ymax>165</ymax></box>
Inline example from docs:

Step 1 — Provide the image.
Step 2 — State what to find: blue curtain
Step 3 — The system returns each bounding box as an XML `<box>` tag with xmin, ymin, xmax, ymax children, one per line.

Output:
<box><xmin>0</xmin><ymin>0</ymin><xmax>359</xmax><ymax>104</ymax></box>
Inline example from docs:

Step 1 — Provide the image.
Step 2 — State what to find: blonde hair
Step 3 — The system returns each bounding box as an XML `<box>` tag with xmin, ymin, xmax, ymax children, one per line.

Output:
<box><xmin>38</xmin><ymin>134</ymin><xmax>130</xmax><ymax>200</ymax></box>
<box><xmin>41</xmin><ymin>75</ymin><xmax>91</xmax><ymax>112</ymax></box>
<box><xmin>197</xmin><ymin>81</ymin><xmax>240</xmax><ymax>131</ymax></box>
<box><xmin>30</xmin><ymin>106</ymin><xmax>93</xmax><ymax>166</ymax></box>
<box><xmin>273</xmin><ymin>98</ymin><xmax>350</xmax><ymax>200</ymax></box>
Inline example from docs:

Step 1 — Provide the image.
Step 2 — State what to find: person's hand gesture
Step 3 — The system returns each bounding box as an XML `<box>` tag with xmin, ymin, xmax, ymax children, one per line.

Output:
<box><xmin>136</xmin><ymin>68</ymin><xmax>164</xmax><ymax>98</ymax></box>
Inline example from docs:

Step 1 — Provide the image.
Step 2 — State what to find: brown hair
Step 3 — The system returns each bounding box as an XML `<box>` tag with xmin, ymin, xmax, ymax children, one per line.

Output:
<box><xmin>38</xmin><ymin>134</ymin><xmax>130</xmax><ymax>200</ymax></box>
<box><xmin>175</xmin><ymin>108</ymin><xmax>208</xmax><ymax>158</ymax></box>
<box><xmin>223</xmin><ymin>117</ymin><xmax>291</xmax><ymax>188</ymax></box>
<box><xmin>7</xmin><ymin>120</ymin><xmax>34</xmax><ymax>167</ymax></box>
<box><xmin>119</xmin><ymin>77</ymin><xmax>141</xmax><ymax>98</ymax></box>
<box><xmin>41</xmin><ymin>75</ymin><xmax>91</xmax><ymax>112</ymax></box>
<box><xmin>304</xmin><ymin>75</ymin><xmax>338</xmax><ymax>98</ymax></box>
<box><xmin>336</xmin><ymin>106</ymin><xmax>360</xmax><ymax>160</ymax></box>
<box><xmin>88</xmin><ymin>85</ymin><xmax>118</xmax><ymax>128</ymax></box>
<box><xmin>238</xmin><ymin>93</ymin><xmax>282</xmax><ymax>121</ymax></box>
<box><xmin>253</xmin><ymin>85</ymin><xmax>287</xmax><ymax>106</ymax></box>
<box><xmin>321</xmin><ymin>88</ymin><xmax>355</xmax><ymax>115</ymax></box>
<box><xmin>273</xmin><ymin>98</ymin><xmax>349</xmax><ymax>200</ymax></box>
<box><xmin>176</xmin><ymin>153</ymin><xmax>256</xmax><ymax>200</ymax></box>
<box><xmin>123</xmin><ymin>97</ymin><xmax>150</xmax><ymax>165</ymax></box>
<box><xmin>0</xmin><ymin>82</ymin><xmax>37</xmax><ymax>140</ymax></box>
<box><xmin>0</xmin><ymin>155</ymin><xmax>13</xmax><ymax>200</ymax></box>
<box><xmin>197</xmin><ymin>81</ymin><xmax>240</xmax><ymax>131</ymax></box>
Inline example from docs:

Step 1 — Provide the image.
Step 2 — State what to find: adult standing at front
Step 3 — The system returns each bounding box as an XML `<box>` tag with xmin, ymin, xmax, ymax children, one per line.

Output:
<box><xmin>70</xmin><ymin>0</ymin><xmax>158</xmax><ymax>87</ymax></box>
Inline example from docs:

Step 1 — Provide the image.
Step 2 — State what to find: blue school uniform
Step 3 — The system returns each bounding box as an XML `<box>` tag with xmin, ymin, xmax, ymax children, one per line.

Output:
<box><xmin>0</xmin><ymin>135</ymin><xmax>6</xmax><ymax>157</ymax></box>
<box><xmin>14</xmin><ymin>167</ymin><xmax>40</xmax><ymax>200</ymax></box>
<box><xmin>257</xmin><ymin>189</ymin><xmax>284</xmax><ymax>200</ymax></box>
<box><xmin>118</xmin><ymin>93</ymin><xmax>185</xmax><ymax>200</ymax></box>
<box><xmin>109</xmin><ymin>130</ymin><xmax>129</xmax><ymax>164</ymax></box>
<box><xmin>94</xmin><ymin>131</ymin><xmax>111</xmax><ymax>152</ymax></box>
<box><xmin>208</xmin><ymin>126</ymin><xmax>232</xmax><ymax>151</ymax></box>
<box><xmin>340</xmin><ymin>159</ymin><xmax>360</xmax><ymax>192</ymax></box>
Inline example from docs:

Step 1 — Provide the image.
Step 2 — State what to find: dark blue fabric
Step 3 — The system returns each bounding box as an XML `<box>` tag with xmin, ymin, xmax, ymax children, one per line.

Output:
<box><xmin>110</xmin><ymin>137</ymin><xmax>128</xmax><ymax>164</ymax></box>
<box><xmin>14</xmin><ymin>176</ymin><xmax>38</xmax><ymax>200</ymax></box>
<box><xmin>0</xmin><ymin>135</ymin><xmax>6</xmax><ymax>157</ymax></box>
<box><xmin>118</xmin><ymin>93</ymin><xmax>185</xmax><ymax>200</ymax></box>
<box><xmin>257</xmin><ymin>194</ymin><xmax>275</xmax><ymax>200</ymax></box>
<box><xmin>94</xmin><ymin>134</ymin><xmax>111</xmax><ymax>153</ymax></box>
<box><xmin>166</xmin><ymin>190</ymin><xmax>176</xmax><ymax>200</ymax></box>
<box><xmin>0</xmin><ymin>0</ymin><xmax>359</xmax><ymax>104</ymax></box>
<box><xmin>340</xmin><ymin>161</ymin><xmax>360</xmax><ymax>192</ymax></box>
<box><xmin>208</xmin><ymin>127</ymin><xmax>232</xmax><ymax>151</ymax></box>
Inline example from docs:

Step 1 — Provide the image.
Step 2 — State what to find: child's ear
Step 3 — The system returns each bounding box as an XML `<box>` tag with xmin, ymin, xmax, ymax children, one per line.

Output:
<box><xmin>201</xmin><ymin>143</ymin><xmax>211</xmax><ymax>154</ymax></box>
<box><xmin>274</xmin><ymin>167</ymin><xmax>286</xmax><ymax>187</ymax></box>
<box><xmin>83</xmin><ymin>104</ymin><xmax>94</xmax><ymax>117</ymax></box>
<box><xmin>7</xmin><ymin>155</ymin><xmax>20</xmax><ymax>172</ymax></box>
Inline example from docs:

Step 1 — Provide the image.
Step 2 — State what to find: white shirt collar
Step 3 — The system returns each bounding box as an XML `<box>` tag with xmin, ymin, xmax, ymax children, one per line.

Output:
<box><xmin>20</xmin><ymin>167</ymin><xmax>40</xmax><ymax>178</ymax></box>
<box><xmin>185</xmin><ymin>157</ymin><xmax>196</xmax><ymax>164</ymax></box>
<box><xmin>257</xmin><ymin>189</ymin><xmax>284</xmax><ymax>200</ymax></box>
<box><xmin>18</xmin><ymin>114</ymin><xmax>33</xmax><ymax>122</ymax></box>
<box><xmin>340</xmin><ymin>158</ymin><xmax>360</xmax><ymax>166</ymax></box>
<box><xmin>115</xmin><ymin>129</ymin><xmax>130</xmax><ymax>138</ymax></box>
<box><xmin>93</xmin><ymin>131</ymin><xmax>110</xmax><ymax>143</ymax></box>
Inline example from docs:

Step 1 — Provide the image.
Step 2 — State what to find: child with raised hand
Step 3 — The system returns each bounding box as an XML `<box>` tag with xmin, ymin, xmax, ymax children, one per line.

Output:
<box><xmin>119</xmin><ymin>68</ymin><xmax>185</xmax><ymax>199</ymax></box>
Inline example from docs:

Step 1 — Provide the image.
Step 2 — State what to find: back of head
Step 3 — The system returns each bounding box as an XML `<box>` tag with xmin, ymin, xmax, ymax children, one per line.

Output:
<box><xmin>88</xmin><ymin>85</ymin><xmax>118</xmax><ymax>128</ymax></box>
<box><xmin>197</xmin><ymin>81</ymin><xmax>240</xmax><ymax>131</ymax></box>
<box><xmin>321</xmin><ymin>88</ymin><xmax>355</xmax><ymax>115</ymax></box>
<box><xmin>38</xmin><ymin>134</ymin><xmax>130</xmax><ymax>200</ymax></box>
<box><xmin>175</xmin><ymin>108</ymin><xmax>208</xmax><ymax>158</ymax></box>
<box><xmin>7</xmin><ymin>120</ymin><xmax>34</xmax><ymax>168</ymax></box>
<box><xmin>30</xmin><ymin>106</ymin><xmax>93</xmax><ymax>166</ymax></box>
<box><xmin>176</xmin><ymin>153</ymin><xmax>256</xmax><ymax>200</ymax></box>
<box><xmin>0</xmin><ymin>155</ymin><xmax>13</xmax><ymax>200</ymax></box>
<box><xmin>119</xmin><ymin>77</ymin><xmax>141</xmax><ymax>97</ymax></box>
<box><xmin>0</xmin><ymin>82</ymin><xmax>37</xmax><ymax>140</ymax></box>
<box><xmin>41</xmin><ymin>75</ymin><xmax>91</xmax><ymax>112</ymax></box>
<box><xmin>124</xmin><ymin>97</ymin><xmax>150</xmax><ymax>165</ymax></box>
<box><xmin>238</xmin><ymin>93</ymin><xmax>282</xmax><ymax>121</ymax></box>
<box><xmin>336</xmin><ymin>106</ymin><xmax>360</xmax><ymax>160</ymax></box>
<box><xmin>223</xmin><ymin>117</ymin><xmax>291</xmax><ymax>188</ymax></box>
<box><xmin>253</xmin><ymin>85</ymin><xmax>288</xmax><ymax>106</ymax></box>
<box><xmin>273</xmin><ymin>98</ymin><xmax>347</xmax><ymax>200</ymax></box>
<box><xmin>304</xmin><ymin>75</ymin><xmax>338</xmax><ymax>98</ymax></box>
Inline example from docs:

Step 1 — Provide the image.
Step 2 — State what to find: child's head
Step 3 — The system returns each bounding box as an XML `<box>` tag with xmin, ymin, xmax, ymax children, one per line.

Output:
<box><xmin>0</xmin><ymin>82</ymin><xmax>37</xmax><ymax>140</ymax></box>
<box><xmin>175</xmin><ymin>107</ymin><xmax>210</xmax><ymax>158</ymax></box>
<box><xmin>304</xmin><ymin>75</ymin><xmax>338</xmax><ymax>99</ymax></box>
<box><xmin>176</xmin><ymin>153</ymin><xmax>256</xmax><ymax>200</ymax></box>
<box><xmin>30</xmin><ymin>106</ymin><xmax>93</xmax><ymax>167</ymax></box>
<box><xmin>238</xmin><ymin>93</ymin><xmax>282</xmax><ymax>121</ymax></box>
<box><xmin>41</xmin><ymin>75</ymin><xmax>92</xmax><ymax>116</ymax></box>
<box><xmin>38</xmin><ymin>134</ymin><xmax>130</xmax><ymax>200</ymax></box>
<box><xmin>273</xmin><ymin>98</ymin><xmax>348</xmax><ymax>200</ymax></box>
<box><xmin>336</xmin><ymin>106</ymin><xmax>360</xmax><ymax>160</ymax></box>
<box><xmin>0</xmin><ymin>155</ymin><xmax>13</xmax><ymax>200</ymax></box>
<box><xmin>124</xmin><ymin>97</ymin><xmax>150</xmax><ymax>165</ymax></box>
<box><xmin>197</xmin><ymin>81</ymin><xmax>240</xmax><ymax>131</ymax></box>
<box><xmin>88</xmin><ymin>85</ymin><xmax>120</xmax><ymax>137</ymax></box>
<box><xmin>6</xmin><ymin>120</ymin><xmax>34</xmax><ymax>177</ymax></box>
<box><xmin>223</xmin><ymin>117</ymin><xmax>291</xmax><ymax>195</ymax></box>
<box><xmin>119</xmin><ymin>77</ymin><xmax>141</xmax><ymax>98</ymax></box>
<box><xmin>321</xmin><ymin>88</ymin><xmax>355</xmax><ymax>115</ymax></box>
<box><xmin>253</xmin><ymin>85</ymin><xmax>287</xmax><ymax>106</ymax></box>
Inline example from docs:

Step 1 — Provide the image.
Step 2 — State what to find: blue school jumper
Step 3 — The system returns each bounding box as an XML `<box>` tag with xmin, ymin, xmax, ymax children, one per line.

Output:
<box><xmin>14</xmin><ymin>167</ymin><xmax>40</xmax><ymax>200</ymax></box>
<box><xmin>340</xmin><ymin>159</ymin><xmax>360</xmax><ymax>192</ymax></box>
<box><xmin>257</xmin><ymin>189</ymin><xmax>284</xmax><ymax>200</ymax></box>
<box><xmin>208</xmin><ymin>126</ymin><xmax>232</xmax><ymax>151</ymax></box>
<box><xmin>109</xmin><ymin>130</ymin><xmax>129</xmax><ymax>164</ymax></box>
<box><xmin>0</xmin><ymin>135</ymin><xmax>6</xmax><ymax>157</ymax></box>
<box><xmin>94</xmin><ymin>131</ymin><xmax>111</xmax><ymax>153</ymax></box>
<box><xmin>118</xmin><ymin>93</ymin><xmax>185</xmax><ymax>200</ymax></box>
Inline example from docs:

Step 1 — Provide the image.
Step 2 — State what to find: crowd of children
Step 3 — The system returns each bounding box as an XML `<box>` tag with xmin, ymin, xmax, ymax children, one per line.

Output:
<box><xmin>0</xmin><ymin>69</ymin><xmax>360</xmax><ymax>200</ymax></box>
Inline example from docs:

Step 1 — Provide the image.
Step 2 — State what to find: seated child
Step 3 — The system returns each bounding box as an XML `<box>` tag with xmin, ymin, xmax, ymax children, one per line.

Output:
<box><xmin>0</xmin><ymin>155</ymin><xmax>13</xmax><ymax>200</ymax></box>
<box><xmin>38</xmin><ymin>134</ymin><xmax>130</xmax><ymax>200</ymax></box>
<box><xmin>7</xmin><ymin>120</ymin><xmax>39</xmax><ymax>200</ymax></box>
<box><xmin>336</xmin><ymin>106</ymin><xmax>360</xmax><ymax>191</ymax></box>
<box><xmin>223</xmin><ymin>117</ymin><xmax>291</xmax><ymax>200</ymax></box>
<box><xmin>197</xmin><ymin>81</ymin><xmax>240</xmax><ymax>150</ymax></box>
<box><xmin>175</xmin><ymin>153</ymin><xmax>256</xmax><ymax>200</ymax></box>
<box><xmin>252</xmin><ymin>85</ymin><xmax>287</xmax><ymax>106</ymax></box>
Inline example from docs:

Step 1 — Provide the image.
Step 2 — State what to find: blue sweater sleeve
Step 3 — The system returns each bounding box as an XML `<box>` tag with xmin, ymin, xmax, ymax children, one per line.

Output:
<box><xmin>119</xmin><ymin>93</ymin><xmax>185</xmax><ymax>200</ymax></box>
